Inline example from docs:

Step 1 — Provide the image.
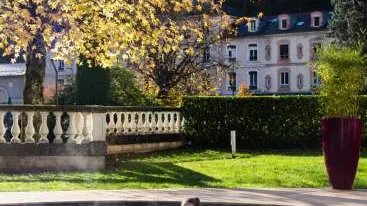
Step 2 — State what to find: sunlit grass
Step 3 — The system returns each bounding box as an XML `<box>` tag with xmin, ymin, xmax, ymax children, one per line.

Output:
<box><xmin>0</xmin><ymin>149</ymin><xmax>365</xmax><ymax>191</ymax></box>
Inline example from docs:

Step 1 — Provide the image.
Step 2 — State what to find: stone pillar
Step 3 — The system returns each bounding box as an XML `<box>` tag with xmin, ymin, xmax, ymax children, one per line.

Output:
<box><xmin>92</xmin><ymin>112</ymin><xmax>106</xmax><ymax>142</ymax></box>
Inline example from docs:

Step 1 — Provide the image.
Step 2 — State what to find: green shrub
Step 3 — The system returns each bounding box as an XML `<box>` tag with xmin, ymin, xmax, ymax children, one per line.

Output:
<box><xmin>109</xmin><ymin>66</ymin><xmax>161</xmax><ymax>106</ymax></box>
<box><xmin>315</xmin><ymin>44</ymin><xmax>366</xmax><ymax>118</ymax></box>
<box><xmin>77</xmin><ymin>63</ymin><xmax>111</xmax><ymax>105</ymax></box>
<box><xmin>181</xmin><ymin>96</ymin><xmax>367</xmax><ymax>149</ymax></box>
<box><xmin>76</xmin><ymin>61</ymin><xmax>159</xmax><ymax>106</ymax></box>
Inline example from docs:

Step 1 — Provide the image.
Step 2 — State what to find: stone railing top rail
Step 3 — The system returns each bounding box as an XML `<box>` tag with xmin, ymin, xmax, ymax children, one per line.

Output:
<box><xmin>0</xmin><ymin>105</ymin><xmax>180</xmax><ymax>113</ymax></box>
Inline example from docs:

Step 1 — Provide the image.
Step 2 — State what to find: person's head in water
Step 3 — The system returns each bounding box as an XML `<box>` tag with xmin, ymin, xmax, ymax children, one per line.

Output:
<box><xmin>182</xmin><ymin>197</ymin><xmax>200</xmax><ymax>206</ymax></box>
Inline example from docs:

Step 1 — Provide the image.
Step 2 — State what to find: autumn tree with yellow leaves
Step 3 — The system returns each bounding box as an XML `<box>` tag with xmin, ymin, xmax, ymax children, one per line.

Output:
<box><xmin>0</xmin><ymin>0</ymin><xmax>239</xmax><ymax>104</ymax></box>
<box><xmin>127</xmin><ymin>2</ymin><xmax>234</xmax><ymax>99</ymax></box>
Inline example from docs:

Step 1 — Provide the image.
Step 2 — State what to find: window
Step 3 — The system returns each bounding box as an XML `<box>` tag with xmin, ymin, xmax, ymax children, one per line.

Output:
<box><xmin>278</xmin><ymin>14</ymin><xmax>290</xmax><ymax>30</ymax></box>
<box><xmin>297</xmin><ymin>44</ymin><xmax>303</xmax><ymax>59</ymax></box>
<box><xmin>248</xmin><ymin>44</ymin><xmax>258</xmax><ymax>61</ymax></box>
<box><xmin>228</xmin><ymin>72</ymin><xmax>237</xmax><ymax>92</ymax></box>
<box><xmin>58</xmin><ymin>60</ymin><xmax>65</xmax><ymax>71</ymax></box>
<box><xmin>202</xmin><ymin>47</ymin><xmax>210</xmax><ymax>63</ymax></box>
<box><xmin>297</xmin><ymin>74</ymin><xmax>304</xmax><ymax>89</ymax></box>
<box><xmin>265</xmin><ymin>75</ymin><xmax>272</xmax><ymax>91</ymax></box>
<box><xmin>278</xmin><ymin>68</ymin><xmax>291</xmax><ymax>92</ymax></box>
<box><xmin>312</xmin><ymin>71</ymin><xmax>321</xmax><ymax>86</ymax></box>
<box><xmin>249</xmin><ymin>71</ymin><xmax>258</xmax><ymax>90</ymax></box>
<box><xmin>311</xmin><ymin>42</ymin><xmax>321</xmax><ymax>60</ymax></box>
<box><xmin>227</xmin><ymin>45</ymin><xmax>237</xmax><ymax>62</ymax></box>
<box><xmin>311</xmin><ymin>11</ymin><xmax>323</xmax><ymax>28</ymax></box>
<box><xmin>280</xmin><ymin>72</ymin><xmax>289</xmax><ymax>86</ymax></box>
<box><xmin>313</xmin><ymin>43</ymin><xmax>321</xmax><ymax>54</ymax></box>
<box><xmin>314</xmin><ymin>16</ymin><xmax>320</xmax><ymax>27</ymax></box>
<box><xmin>281</xmin><ymin>19</ymin><xmax>288</xmax><ymax>29</ymax></box>
<box><xmin>280</xmin><ymin>44</ymin><xmax>289</xmax><ymax>60</ymax></box>
<box><xmin>249</xmin><ymin>20</ymin><xmax>257</xmax><ymax>32</ymax></box>
<box><xmin>265</xmin><ymin>45</ymin><xmax>271</xmax><ymax>61</ymax></box>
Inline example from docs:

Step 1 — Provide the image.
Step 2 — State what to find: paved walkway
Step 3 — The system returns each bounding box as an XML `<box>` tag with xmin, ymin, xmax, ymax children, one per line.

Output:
<box><xmin>0</xmin><ymin>188</ymin><xmax>366</xmax><ymax>206</ymax></box>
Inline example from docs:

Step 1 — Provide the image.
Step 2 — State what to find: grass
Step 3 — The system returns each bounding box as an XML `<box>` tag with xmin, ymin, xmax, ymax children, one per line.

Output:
<box><xmin>0</xmin><ymin>148</ymin><xmax>366</xmax><ymax>191</ymax></box>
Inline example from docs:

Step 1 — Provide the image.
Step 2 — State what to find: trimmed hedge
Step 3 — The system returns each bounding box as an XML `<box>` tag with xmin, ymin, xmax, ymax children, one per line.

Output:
<box><xmin>181</xmin><ymin>96</ymin><xmax>367</xmax><ymax>149</ymax></box>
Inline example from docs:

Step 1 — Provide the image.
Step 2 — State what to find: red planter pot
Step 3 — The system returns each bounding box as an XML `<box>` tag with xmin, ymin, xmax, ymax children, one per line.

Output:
<box><xmin>322</xmin><ymin>118</ymin><xmax>362</xmax><ymax>190</ymax></box>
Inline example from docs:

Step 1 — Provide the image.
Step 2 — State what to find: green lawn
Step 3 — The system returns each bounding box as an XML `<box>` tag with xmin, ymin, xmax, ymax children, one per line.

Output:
<box><xmin>0</xmin><ymin>149</ymin><xmax>366</xmax><ymax>191</ymax></box>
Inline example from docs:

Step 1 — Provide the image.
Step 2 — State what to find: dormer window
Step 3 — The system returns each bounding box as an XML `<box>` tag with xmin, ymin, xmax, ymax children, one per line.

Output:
<box><xmin>248</xmin><ymin>18</ymin><xmax>258</xmax><ymax>32</ymax></box>
<box><xmin>314</xmin><ymin>16</ymin><xmax>320</xmax><ymax>27</ymax></box>
<box><xmin>278</xmin><ymin>14</ymin><xmax>290</xmax><ymax>30</ymax></box>
<box><xmin>311</xmin><ymin>11</ymin><xmax>323</xmax><ymax>28</ymax></box>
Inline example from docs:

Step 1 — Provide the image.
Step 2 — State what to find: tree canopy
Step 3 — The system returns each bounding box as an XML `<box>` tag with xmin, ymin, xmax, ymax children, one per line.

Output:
<box><xmin>330</xmin><ymin>0</ymin><xmax>367</xmax><ymax>55</ymax></box>
<box><xmin>0</xmin><ymin>0</ymin><xmax>229</xmax><ymax>68</ymax></box>
<box><xmin>0</xmin><ymin>0</ymin><xmax>231</xmax><ymax>104</ymax></box>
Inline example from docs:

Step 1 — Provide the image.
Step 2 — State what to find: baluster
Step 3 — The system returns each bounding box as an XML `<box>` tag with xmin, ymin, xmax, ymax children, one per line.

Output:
<box><xmin>66</xmin><ymin>112</ymin><xmax>77</xmax><ymax>143</ymax></box>
<box><xmin>115</xmin><ymin>112</ymin><xmax>123</xmax><ymax>134</ymax></box>
<box><xmin>25</xmin><ymin>112</ymin><xmax>36</xmax><ymax>143</ymax></box>
<box><xmin>150</xmin><ymin>112</ymin><xmax>156</xmax><ymax>134</ymax></box>
<box><xmin>169</xmin><ymin>112</ymin><xmax>175</xmax><ymax>133</ymax></box>
<box><xmin>122</xmin><ymin>112</ymin><xmax>130</xmax><ymax>134</ymax></box>
<box><xmin>175</xmin><ymin>112</ymin><xmax>181</xmax><ymax>133</ymax></box>
<box><xmin>53</xmin><ymin>112</ymin><xmax>64</xmax><ymax>143</ymax></box>
<box><xmin>107</xmin><ymin>112</ymin><xmax>115</xmax><ymax>134</ymax></box>
<box><xmin>105</xmin><ymin>113</ymin><xmax>110</xmax><ymax>133</ymax></box>
<box><xmin>0</xmin><ymin>111</ymin><xmax>6</xmax><ymax>143</ymax></box>
<box><xmin>163</xmin><ymin>112</ymin><xmax>169</xmax><ymax>133</ymax></box>
<box><xmin>38</xmin><ymin>112</ymin><xmax>50</xmax><ymax>143</ymax></box>
<box><xmin>10</xmin><ymin>111</ymin><xmax>21</xmax><ymax>143</ymax></box>
<box><xmin>75</xmin><ymin>112</ymin><xmax>84</xmax><ymax>144</ymax></box>
<box><xmin>137</xmin><ymin>112</ymin><xmax>144</xmax><ymax>133</ymax></box>
<box><xmin>130</xmin><ymin>112</ymin><xmax>137</xmax><ymax>133</ymax></box>
<box><xmin>82</xmin><ymin>113</ymin><xmax>92</xmax><ymax>143</ymax></box>
<box><xmin>143</xmin><ymin>112</ymin><xmax>150</xmax><ymax>134</ymax></box>
<box><xmin>156</xmin><ymin>112</ymin><xmax>163</xmax><ymax>133</ymax></box>
<box><xmin>105</xmin><ymin>113</ymin><xmax>109</xmax><ymax>129</ymax></box>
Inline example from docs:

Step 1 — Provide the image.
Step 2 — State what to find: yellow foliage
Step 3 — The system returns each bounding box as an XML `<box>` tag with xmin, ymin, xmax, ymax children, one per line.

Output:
<box><xmin>238</xmin><ymin>83</ymin><xmax>251</xmax><ymax>97</ymax></box>
<box><xmin>0</xmin><ymin>0</ymin><xmax>228</xmax><ymax>67</ymax></box>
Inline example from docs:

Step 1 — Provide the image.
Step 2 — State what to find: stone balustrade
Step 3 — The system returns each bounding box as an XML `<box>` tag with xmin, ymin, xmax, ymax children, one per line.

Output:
<box><xmin>0</xmin><ymin>105</ymin><xmax>183</xmax><ymax>144</ymax></box>
<box><xmin>0</xmin><ymin>105</ymin><xmax>183</xmax><ymax>172</ymax></box>
<box><xmin>106</xmin><ymin>109</ymin><xmax>183</xmax><ymax>136</ymax></box>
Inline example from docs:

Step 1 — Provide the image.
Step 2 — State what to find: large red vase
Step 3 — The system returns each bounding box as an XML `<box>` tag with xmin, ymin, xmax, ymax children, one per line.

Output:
<box><xmin>322</xmin><ymin>118</ymin><xmax>362</xmax><ymax>190</ymax></box>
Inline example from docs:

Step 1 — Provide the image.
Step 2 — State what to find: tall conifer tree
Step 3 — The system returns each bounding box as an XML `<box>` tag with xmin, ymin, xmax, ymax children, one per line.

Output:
<box><xmin>330</xmin><ymin>0</ymin><xmax>367</xmax><ymax>54</ymax></box>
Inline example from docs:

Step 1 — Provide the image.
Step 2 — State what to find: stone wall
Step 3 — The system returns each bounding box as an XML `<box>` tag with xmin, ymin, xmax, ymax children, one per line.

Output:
<box><xmin>0</xmin><ymin>142</ymin><xmax>106</xmax><ymax>173</ymax></box>
<box><xmin>108</xmin><ymin>141</ymin><xmax>185</xmax><ymax>155</ymax></box>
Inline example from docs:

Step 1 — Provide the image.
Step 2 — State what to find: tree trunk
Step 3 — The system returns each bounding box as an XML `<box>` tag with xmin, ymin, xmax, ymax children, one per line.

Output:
<box><xmin>157</xmin><ymin>87</ymin><xmax>170</xmax><ymax>100</ymax></box>
<box><xmin>155</xmin><ymin>67</ymin><xmax>172</xmax><ymax>100</ymax></box>
<box><xmin>23</xmin><ymin>33</ymin><xmax>46</xmax><ymax>105</ymax></box>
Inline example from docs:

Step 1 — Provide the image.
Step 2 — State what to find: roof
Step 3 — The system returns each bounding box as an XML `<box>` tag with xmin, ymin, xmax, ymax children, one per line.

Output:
<box><xmin>0</xmin><ymin>63</ymin><xmax>26</xmax><ymax>77</ymax></box>
<box><xmin>235</xmin><ymin>11</ymin><xmax>333</xmax><ymax>37</ymax></box>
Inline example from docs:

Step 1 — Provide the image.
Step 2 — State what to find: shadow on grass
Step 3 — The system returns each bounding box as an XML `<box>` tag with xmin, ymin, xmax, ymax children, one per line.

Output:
<box><xmin>110</xmin><ymin>162</ymin><xmax>219</xmax><ymax>187</ymax></box>
<box><xmin>0</xmin><ymin>162</ymin><xmax>219</xmax><ymax>188</ymax></box>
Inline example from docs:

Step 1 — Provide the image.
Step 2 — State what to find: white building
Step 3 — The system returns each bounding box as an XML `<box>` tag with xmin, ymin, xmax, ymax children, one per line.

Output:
<box><xmin>0</xmin><ymin>53</ymin><xmax>77</xmax><ymax>104</ymax></box>
<box><xmin>213</xmin><ymin>11</ymin><xmax>332</xmax><ymax>95</ymax></box>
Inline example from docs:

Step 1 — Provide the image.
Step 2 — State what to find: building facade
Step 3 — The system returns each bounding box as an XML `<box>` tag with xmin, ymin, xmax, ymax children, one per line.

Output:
<box><xmin>0</xmin><ymin>53</ymin><xmax>77</xmax><ymax>104</ymax></box>
<box><xmin>214</xmin><ymin>11</ymin><xmax>332</xmax><ymax>95</ymax></box>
